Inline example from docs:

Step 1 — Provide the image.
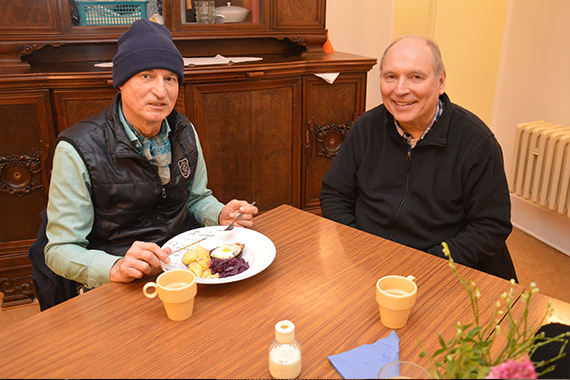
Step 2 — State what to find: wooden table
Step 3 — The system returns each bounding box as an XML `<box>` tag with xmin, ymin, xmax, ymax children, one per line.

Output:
<box><xmin>0</xmin><ymin>205</ymin><xmax>566</xmax><ymax>378</ymax></box>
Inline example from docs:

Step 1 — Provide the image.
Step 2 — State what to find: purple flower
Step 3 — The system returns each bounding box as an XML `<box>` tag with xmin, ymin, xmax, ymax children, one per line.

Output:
<box><xmin>485</xmin><ymin>359</ymin><xmax>537</xmax><ymax>379</ymax></box>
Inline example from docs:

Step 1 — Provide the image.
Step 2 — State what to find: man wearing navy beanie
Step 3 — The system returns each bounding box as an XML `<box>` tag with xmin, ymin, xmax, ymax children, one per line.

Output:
<box><xmin>112</xmin><ymin>19</ymin><xmax>184</xmax><ymax>89</ymax></box>
<box><xmin>30</xmin><ymin>19</ymin><xmax>258</xmax><ymax>310</ymax></box>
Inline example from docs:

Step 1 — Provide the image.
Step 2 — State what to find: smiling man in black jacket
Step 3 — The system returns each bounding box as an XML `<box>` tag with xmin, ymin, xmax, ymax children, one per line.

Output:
<box><xmin>319</xmin><ymin>34</ymin><xmax>517</xmax><ymax>281</ymax></box>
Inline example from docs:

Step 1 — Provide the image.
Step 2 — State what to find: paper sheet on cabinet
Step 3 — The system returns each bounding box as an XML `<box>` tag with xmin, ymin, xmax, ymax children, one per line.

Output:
<box><xmin>314</xmin><ymin>73</ymin><xmax>340</xmax><ymax>84</ymax></box>
<box><xmin>183</xmin><ymin>54</ymin><xmax>263</xmax><ymax>66</ymax></box>
<box><xmin>94</xmin><ymin>55</ymin><xmax>263</xmax><ymax>68</ymax></box>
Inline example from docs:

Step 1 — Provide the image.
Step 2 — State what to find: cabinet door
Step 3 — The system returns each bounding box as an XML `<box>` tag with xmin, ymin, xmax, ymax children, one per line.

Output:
<box><xmin>0</xmin><ymin>90</ymin><xmax>55</xmax><ymax>241</ymax></box>
<box><xmin>274</xmin><ymin>0</ymin><xmax>325</xmax><ymax>29</ymax></box>
<box><xmin>302</xmin><ymin>73</ymin><xmax>367</xmax><ymax>213</ymax></box>
<box><xmin>187</xmin><ymin>78</ymin><xmax>301</xmax><ymax>212</ymax></box>
<box><xmin>1</xmin><ymin>0</ymin><xmax>61</xmax><ymax>35</ymax></box>
<box><xmin>0</xmin><ymin>90</ymin><xmax>56</xmax><ymax>306</ymax></box>
<box><xmin>52</xmin><ymin>88</ymin><xmax>118</xmax><ymax>133</ymax></box>
<box><xmin>53</xmin><ymin>87</ymin><xmax>186</xmax><ymax>133</ymax></box>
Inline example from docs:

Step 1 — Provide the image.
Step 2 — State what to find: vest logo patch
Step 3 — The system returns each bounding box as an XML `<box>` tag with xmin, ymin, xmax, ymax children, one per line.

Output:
<box><xmin>178</xmin><ymin>158</ymin><xmax>191</xmax><ymax>178</ymax></box>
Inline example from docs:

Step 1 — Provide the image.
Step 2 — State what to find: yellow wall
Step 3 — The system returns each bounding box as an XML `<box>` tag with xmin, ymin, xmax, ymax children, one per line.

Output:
<box><xmin>394</xmin><ymin>0</ymin><xmax>435</xmax><ymax>37</ymax></box>
<box><xmin>394</xmin><ymin>0</ymin><xmax>508</xmax><ymax>125</ymax></box>
<box><xmin>326</xmin><ymin>0</ymin><xmax>393</xmax><ymax>110</ymax></box>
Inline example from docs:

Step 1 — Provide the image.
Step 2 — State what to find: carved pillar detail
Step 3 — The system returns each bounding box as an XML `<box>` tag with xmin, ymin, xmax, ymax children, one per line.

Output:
<box><xmin>0</xmin><ymin>274</ymin><xmax>35</xmax><ymax>307</ymax></box>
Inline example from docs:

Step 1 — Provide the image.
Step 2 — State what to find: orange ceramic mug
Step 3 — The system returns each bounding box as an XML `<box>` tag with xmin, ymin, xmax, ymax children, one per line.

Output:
<box><xmin>143</xmin><ymin>269</ymin><xmax>197</xmax><ymax>321</ymax></box>
<box><xmin>375</xmin><ymin>275</ymin><xmax>417</xmax><ymax>329</ymax></box>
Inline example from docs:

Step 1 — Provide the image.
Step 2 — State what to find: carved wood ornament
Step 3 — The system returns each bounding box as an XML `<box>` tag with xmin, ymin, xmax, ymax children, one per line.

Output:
<box><xmin>0</xmin><ymin>151</ymin><xmax>43</xmax><ymax>197</ymax></box>
<box><xmin>0</xmin><ymin>274</ymin><xmax>34</xmax><ymax>306</ymax></box>
<box><xmin>19</xmin><ymin>42</ymin><xmax>63</xmax><ymax>58</ymax></box>
<box><xmin>313</xmin><ymin>121</ymin><xmax>353</xmax><ymax>159</ymax></box>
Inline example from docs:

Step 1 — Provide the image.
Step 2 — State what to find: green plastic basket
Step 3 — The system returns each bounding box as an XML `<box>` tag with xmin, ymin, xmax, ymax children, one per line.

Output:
<box><xmin>76</xmin><ymin>1</ymin><xmax>148</xmax><ymax>26</ymax></box>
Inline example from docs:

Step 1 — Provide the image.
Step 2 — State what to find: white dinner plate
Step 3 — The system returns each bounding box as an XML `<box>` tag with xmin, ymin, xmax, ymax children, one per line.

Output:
<box><xmin>161</xmin><ymin>226</ymin><xmax>276</xmax><ymax>284</ymax></box>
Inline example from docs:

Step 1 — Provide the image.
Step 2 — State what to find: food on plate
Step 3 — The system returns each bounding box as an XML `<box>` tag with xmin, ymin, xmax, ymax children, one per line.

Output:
<box><xmin>181</xmin><ymin>244</ymin><xmax>209</xmax><ymax>265</ymax></box>
<box><xmin>181</xmin><ymin>243</ymin><xmax>248</xmax><ymax>279</ymax></box>
<box><xmin>196</xmin><ymin>257</ymin><xmax>210</xmax><ymax>269</ymax></box>
<box><xmin>187</xmin><ymin>261</ymin><xmax>205</xmax><ymax>277</ymax></box>
<box><xmin>209</xmin><ymin>257</ymin><xmax>250</xmax><ymax>278</ymax></box>
<box><xmin>202</xmin><ymin>268</ymin><xmax>214</xmax><ymax>277</ymax></box>
<box><xmin>210</xmin><ymin>243</ymin><xmax>245</xmax><ymax>260</ymax></box>
<box><xmin>182</xmin><ymin>244</ymin><xmax>216</xmax><ymax>278</ymax></box>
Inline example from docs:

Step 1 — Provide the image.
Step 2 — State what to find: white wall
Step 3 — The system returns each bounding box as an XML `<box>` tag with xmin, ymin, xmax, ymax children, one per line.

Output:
<box><xmin>492</xmin><ymin>0</ymin><xmax>570</xmax><ymax>255</ymax></box>
<box><xmin>325</xmin><ymin>0</ymin><xmax>394</xmax><ymax>110</ymax></box>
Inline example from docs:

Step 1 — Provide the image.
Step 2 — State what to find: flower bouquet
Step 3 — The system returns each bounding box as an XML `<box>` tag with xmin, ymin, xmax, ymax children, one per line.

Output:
<box><xmin>418</xmin><ymin>242</ymin><xmax>569</xmax><ymax>379</ymax></box>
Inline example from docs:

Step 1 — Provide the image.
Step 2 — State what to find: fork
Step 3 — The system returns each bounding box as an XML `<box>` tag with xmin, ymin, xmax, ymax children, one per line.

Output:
<box><xmin>168</xmin><ymin>237</ymin><xmax>208</xmax><ymax>256</ymax></box>
<box><xmin>224</xmin><ymin>201</ymin><xmax>256</xmax><ymax>231</ymax></box>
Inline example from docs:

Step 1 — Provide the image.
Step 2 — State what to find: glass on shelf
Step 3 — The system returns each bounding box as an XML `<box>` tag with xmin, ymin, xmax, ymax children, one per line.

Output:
<box><xmin>148</xmin><ymin>0</ymin><xmax>163</xmax><ymax>17</ymax></box>
<box><xmin>181</xmin><ymin>0</ymin><xmax>262</xmax><ymax>24</ymax></box>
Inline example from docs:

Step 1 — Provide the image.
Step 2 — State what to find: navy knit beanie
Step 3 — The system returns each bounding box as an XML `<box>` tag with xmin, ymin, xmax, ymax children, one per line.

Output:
<box><xmin>112</xmin><ymin>19</ymin><xmax>184</xmax><ymax>89</ymax></box>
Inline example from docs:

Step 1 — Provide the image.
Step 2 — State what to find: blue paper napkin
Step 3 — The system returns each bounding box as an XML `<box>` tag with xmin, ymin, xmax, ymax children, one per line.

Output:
<box><xmin>328</xmin><ymin>331</ymin><xmax>399</xmax><ymax>379</ymax></box>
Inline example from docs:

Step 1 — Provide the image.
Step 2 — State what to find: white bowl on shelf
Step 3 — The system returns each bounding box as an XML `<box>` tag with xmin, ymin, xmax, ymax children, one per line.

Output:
<box><xmin>215</xmin><ymin>2</ymin><xmax>249</xmax><ymax>23</ymax></box>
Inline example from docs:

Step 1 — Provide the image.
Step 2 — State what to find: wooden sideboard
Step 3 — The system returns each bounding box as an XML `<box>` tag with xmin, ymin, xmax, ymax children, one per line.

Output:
<box><xmin>0</xmin><ymin>0</ymin><xmax>376</xmax><ymax>307</ymax></box>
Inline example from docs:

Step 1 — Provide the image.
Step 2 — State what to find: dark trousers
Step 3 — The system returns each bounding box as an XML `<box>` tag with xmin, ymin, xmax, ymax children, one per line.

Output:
<box><xmin>28</xmin><ymin>209</ymin><xmax>80</xmax><ymax>311</ymax></box>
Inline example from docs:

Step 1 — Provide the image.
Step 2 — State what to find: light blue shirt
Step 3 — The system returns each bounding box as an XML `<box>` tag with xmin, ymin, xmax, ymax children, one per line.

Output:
<box><xmin>45</xmin><ymin>117</ymin><xmax>223</xmax><ymax>288</ymax></box>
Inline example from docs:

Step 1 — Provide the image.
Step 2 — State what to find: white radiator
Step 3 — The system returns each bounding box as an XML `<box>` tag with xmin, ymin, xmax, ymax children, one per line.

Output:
<box><xmin>509</xmin><ymin>120</ymin><xmax>570</xmax><ymax>218</ymax></box>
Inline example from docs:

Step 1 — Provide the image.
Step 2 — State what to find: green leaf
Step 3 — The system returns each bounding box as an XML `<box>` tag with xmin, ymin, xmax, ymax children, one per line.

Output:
<box><xmin>438</xmin><ymin>334</ymin><xmax>447</xmax><ymax>349</ymax></box>
<box><xmin>434</xmin><ymin>347</ymin><xmax>447</xmax><ymax>356</ymax></box>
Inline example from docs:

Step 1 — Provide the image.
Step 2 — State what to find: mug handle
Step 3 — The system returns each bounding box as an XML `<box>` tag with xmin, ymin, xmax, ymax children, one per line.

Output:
<box><xmin>406</xmin><ymin>275</ymin><xmax>416</xmax><ymax>282</ymax></box>
<box><xmin>143</xmin><ymin>282</ymin><xmax>158</xmax><ymax>298</ymax></box>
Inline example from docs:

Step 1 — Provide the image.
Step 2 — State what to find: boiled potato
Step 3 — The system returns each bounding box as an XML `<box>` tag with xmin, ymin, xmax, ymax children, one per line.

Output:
<box><xmin>187</xmin><ymin>262</ymin><xmax>203</xmax><ymax>277</ymax></box>
<box><xmin>196</xmin><ymin>257</ymin><xmax>210</xmax><ymax>269</ymax></box>
<box><xmin>183</xmin><ymin>244</ymin><xmax>212</xmax><ymax>277</ymax></box>
<box><xmin>202</xmin><ymin>268</ymin><xmax>212</xmax><ymax>277</ymax></box>
<box><xmin>195</xmin><ymin>245</ymin><xmax>210</xmax><ymax>258</ymax></box>
<box><xmin>182</xmin><ymin>248</ymin><xmax>200</xmax><ymax>265</ymax></box>
<box><xmin>201</xmin><ymin>269</ymin><xmax>219</xmax><ymax>279</ymax></box>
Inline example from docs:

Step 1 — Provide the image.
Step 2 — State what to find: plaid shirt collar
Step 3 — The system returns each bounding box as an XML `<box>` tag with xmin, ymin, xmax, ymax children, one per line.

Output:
<box><xmin>120</xmin><ymin>104</ymin><xmax>172</xmax><ymax>184</ymax></box>
<box><xmin>395</xmin><ymin>99</ymin><xmax>444</xmax><ymax>148</ymax></box>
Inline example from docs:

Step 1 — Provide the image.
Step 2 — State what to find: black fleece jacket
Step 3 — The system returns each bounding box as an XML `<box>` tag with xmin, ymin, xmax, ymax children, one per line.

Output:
<box><xmin>319</xmin><ymin>93</ymin><xmax>517</xmax><ymax>281</ymax></box>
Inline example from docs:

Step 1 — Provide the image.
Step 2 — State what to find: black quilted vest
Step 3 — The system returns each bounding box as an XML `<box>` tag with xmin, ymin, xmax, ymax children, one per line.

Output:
<box><xmin>57</xmin><ymin>93</ymin><xmax>199</xmax><ymax>257</ymax></box>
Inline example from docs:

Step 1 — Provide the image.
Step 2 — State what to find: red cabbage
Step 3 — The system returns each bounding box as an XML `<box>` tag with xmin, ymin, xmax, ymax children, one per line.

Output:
<box><xmin>209</xmin><ymin>257</ymin><xmax>249</xmax><ymax>278</ymax></box>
